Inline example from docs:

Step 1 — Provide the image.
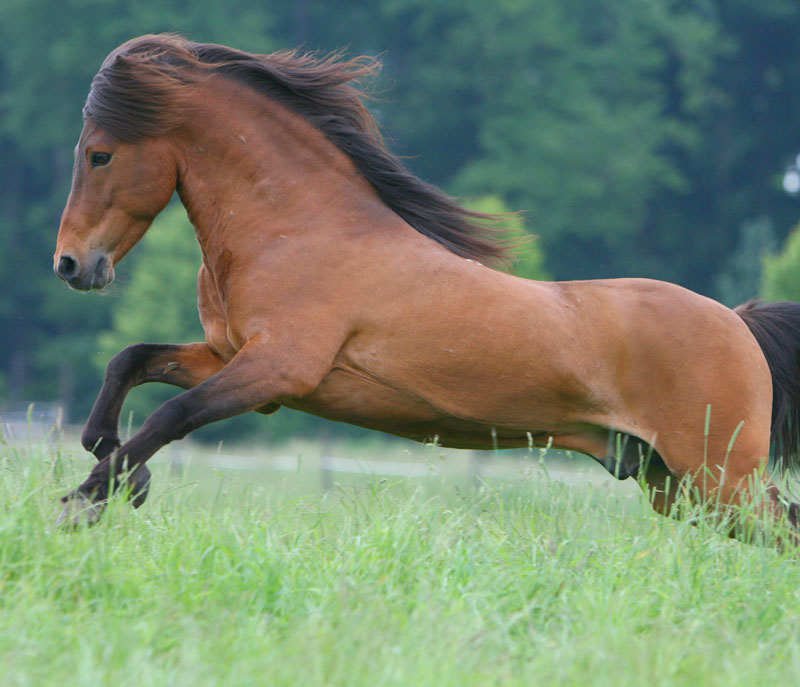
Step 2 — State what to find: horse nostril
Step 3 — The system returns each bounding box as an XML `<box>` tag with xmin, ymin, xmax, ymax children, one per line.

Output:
<box><xmin>56</xmin><ymin>255</ymin><xmax>79</xmax><ymax>280</ymax></box>
<box><xmin>93</xmin><ymin>254</ymin><xmax>110</xmax><ymax>279</ymax></box>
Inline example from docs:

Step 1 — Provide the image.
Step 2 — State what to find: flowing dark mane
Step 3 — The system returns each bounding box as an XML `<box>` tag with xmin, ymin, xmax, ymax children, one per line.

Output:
<box><xmin>84</xmin><ymin>34</ymin><xmax>509</xmax><ymax>264</ymax></box>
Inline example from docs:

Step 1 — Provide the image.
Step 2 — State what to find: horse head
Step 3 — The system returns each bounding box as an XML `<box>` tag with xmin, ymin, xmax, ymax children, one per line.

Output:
<box><xmin>53</xmin><ymin>121</ymin><xmax>177</xmax><ymax>291</ymax></box>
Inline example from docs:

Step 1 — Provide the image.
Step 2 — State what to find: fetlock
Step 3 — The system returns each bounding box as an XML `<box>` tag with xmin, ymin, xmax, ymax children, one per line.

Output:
<box><xmin>69</xmin><ymin>463</ymin><xmax>152</xmax><ymax>508</ymax></box>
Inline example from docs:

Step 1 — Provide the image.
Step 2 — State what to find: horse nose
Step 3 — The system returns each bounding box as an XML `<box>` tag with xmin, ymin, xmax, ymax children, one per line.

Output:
<box><xmin>55</xmin><ymin>254</ymin><xmax>79</xmax><ymax>281</ymax></box>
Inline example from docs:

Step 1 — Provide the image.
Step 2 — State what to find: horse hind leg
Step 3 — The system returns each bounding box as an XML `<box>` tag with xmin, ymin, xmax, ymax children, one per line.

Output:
<box><xmin>585</xmin><ymin>433</ymin><xmax>697</xmax><ymax>519</ymax></box>
<box><xmin>589</xmin><ymin>431</ymin><xmax>696</xmax><ymax>515</ymax></box>
<box><xmin>582</xmin><ymin>432</ymin><xmax>699</xmax><ymax>519</ymax></box>
<box><xmin>571</xmin><ymin>419</ymin><xmax>800</xmax><ymax>543</ymax></box>
<box><xmin>643</xmin><ymin>416</ymin><xmax>800</xmax><ymax>545</ymax></box>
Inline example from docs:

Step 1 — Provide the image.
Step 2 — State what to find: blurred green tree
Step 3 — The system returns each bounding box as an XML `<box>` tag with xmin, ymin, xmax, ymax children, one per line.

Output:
<box><xmin>763</xmin><ymin>221</ymin><xmax>800</xmax><ymax>303</ymax></box>
<box><xmin>3</xmin><ymin>0</ymin><xmax>800</xmax><ymax>440</ymax></box>
<box><xmin>464</xmin><ymin>195</ymin><xmax>549</xmax><ymax>281</ymax></box>
<box><xmin>715</xmin><ymin>216</ymin><xmax>776</xmax><ymax>306</ymax></box>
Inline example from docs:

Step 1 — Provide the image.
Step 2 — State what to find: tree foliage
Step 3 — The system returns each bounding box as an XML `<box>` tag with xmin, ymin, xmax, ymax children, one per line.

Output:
<box><xmin>763</xmin><ymin>222</ymin><xmax>800</xmax><ymax>303</ymax></box>
<box><xmin>715</xmin><ymin>216</ymin><xmax>777</xmax><ymax>306</ymax></box>
<box><xmin>464</xmin><ymin>196</ymin><xmax>549</xmax><ymax>282</ymax></box>
<box><xmin>2</xmin><ymin>0</ymin><xmax>800</xmax><ymax>440</ymax></box>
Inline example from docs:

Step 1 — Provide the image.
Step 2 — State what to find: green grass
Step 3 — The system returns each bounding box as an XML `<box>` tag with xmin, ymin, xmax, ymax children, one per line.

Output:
<box><xmin>2</xmin><ymin>436</ymin><xmax>800</xmax><ymax>686</ymax></box>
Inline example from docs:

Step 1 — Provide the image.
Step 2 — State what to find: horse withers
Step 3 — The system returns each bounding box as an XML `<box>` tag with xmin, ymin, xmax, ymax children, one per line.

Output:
<box><xmin>53</xmin><ymin>35</ymin><xmax>800</xmax><ymax>542</ymax></box>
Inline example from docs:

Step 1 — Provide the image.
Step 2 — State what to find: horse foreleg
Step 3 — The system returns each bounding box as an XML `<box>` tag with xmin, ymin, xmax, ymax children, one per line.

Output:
<box><xmin>60</xmin><ymin>338</ymin><xmax>325</xmax><ymax>524</ymax></box>
<box><xmin>81</xmin><ymin>343</ymin><xmax>225</xmax><ymax>461</ymax></box>
<box><xmin>57</xmin><ymin>343</ymin><xmax>226</xmax><ymax>524</ymax></box>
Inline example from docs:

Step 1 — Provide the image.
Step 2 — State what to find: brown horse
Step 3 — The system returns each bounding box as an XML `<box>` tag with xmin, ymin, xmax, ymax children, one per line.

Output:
<box><xmin>54</xmin><ymin>34</ymin><xmax>800</xmax><ymax>539</ymax></box>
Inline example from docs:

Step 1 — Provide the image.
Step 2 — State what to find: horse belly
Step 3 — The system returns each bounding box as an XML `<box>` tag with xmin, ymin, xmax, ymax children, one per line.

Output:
<box><xmin>283</xmin><ymin>366</ymin><xmax>589</xmax><ymax>449</ymax></box>
<box><xmin>284</xmin><ymin>366</ymin><xmax>448</xmax><ymax>437</ymax></box>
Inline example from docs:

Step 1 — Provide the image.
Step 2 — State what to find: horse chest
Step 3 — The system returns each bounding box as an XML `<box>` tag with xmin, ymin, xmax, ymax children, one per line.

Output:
<box><xmin>197</xmin><ymin>266</ymin><xmax>240</xmax><ymax>361</ymax></box>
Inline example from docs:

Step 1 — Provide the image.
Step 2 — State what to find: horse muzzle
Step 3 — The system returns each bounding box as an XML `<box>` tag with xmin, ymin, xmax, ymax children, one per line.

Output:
<box><xmin>54</xmin><ymin>252</ymin><xmax>115</xmax><ymax>291</ymax></box>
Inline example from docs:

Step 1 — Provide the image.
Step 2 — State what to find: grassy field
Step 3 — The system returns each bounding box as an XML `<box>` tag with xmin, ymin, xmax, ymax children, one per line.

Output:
<box><xmin>2</xmin><ymin>434</ymin><xmax>800</xmax><ymax>686</ymax></box>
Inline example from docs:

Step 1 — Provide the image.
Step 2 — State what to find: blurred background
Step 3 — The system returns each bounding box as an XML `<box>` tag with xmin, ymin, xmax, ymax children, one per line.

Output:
<box><xmin>2</xmin><ymin>0</ymin><xmax>800</xmax><ymax>446</ymax></box>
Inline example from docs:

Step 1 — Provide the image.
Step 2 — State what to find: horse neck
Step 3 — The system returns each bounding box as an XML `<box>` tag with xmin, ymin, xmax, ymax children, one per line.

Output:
<box><xmin>175</xmin><ymin>78</ymin><xmax>383</xmax><ymax>261</ymax></box>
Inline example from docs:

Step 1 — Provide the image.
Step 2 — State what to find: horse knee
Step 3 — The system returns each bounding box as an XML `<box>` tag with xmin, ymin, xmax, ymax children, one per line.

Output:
<box><xmin>105</xmin><ymin>343</ymin><xmax>149</xmax><ymax>379</ymax></box>
<box><xmin>80</xmin><ymin>426</ymin><xmax>121</xmax><ymax>459</ymax></box>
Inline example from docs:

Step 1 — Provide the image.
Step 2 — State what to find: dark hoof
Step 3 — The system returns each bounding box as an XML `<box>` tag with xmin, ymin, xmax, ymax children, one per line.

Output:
<box><xmin>56</xmin><ymin>493</ymin><xmax>106</xmax><ymax>527</ymax></box>
<box><xmin>56</xmin><ymin>464</ymin><xmax>152</xmax><ymax>528</ymax></box>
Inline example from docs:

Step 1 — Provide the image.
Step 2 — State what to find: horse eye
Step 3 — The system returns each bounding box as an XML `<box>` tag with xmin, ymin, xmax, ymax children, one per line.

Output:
<box><xmin>90</xmin><ymin>152</ymin><xmax>112</xmax><ymax>168</ymax></box>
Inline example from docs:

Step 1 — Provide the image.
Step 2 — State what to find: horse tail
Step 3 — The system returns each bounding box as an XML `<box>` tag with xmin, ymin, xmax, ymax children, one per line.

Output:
<box><xmin>735</xmin><ymin>299</ymin><xmax>800</xmax><ymax>476</ymax></box>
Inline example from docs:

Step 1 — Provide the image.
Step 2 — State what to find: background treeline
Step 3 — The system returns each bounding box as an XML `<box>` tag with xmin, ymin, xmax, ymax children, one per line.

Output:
<box><xmin>1</xmin><ymin>0</ymin><xmax>799</xmax><ymax>441</ymax></box>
